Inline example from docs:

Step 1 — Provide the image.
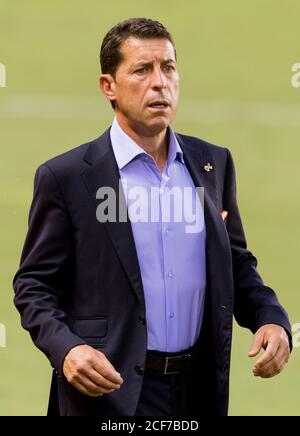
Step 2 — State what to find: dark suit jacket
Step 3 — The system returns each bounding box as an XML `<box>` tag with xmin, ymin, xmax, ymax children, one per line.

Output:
<box><xmin>13</xmin><ymin>128</ymin><xmax>292</xmax><ymax>416</ymax></box>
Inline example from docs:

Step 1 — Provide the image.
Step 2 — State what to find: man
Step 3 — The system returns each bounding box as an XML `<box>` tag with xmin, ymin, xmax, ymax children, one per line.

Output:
<box><xmin>13</xmin><ymin>18</ymin><xmax>291</xmax><ymax>416</ymax></box>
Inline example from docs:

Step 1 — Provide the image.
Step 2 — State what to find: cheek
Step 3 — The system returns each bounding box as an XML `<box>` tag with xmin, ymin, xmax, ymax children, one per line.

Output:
<box><xmin>171</xmin><ymin>82</ymin><xmax>179</xmax><ymax>102</ymax></box>
<box><xmin>121</xmin><ymin>83</ymin><xmax>145</xmax><ymax>105</ymax></box>
<box><xmin>168</xmin><ymin>78</ymin><xmax>179</xmax><ymax>99</ymax></box>
<box><xmin>173</xmin><ymin>78</ymin><xmax>180</xmax><ymax>93</ymax></box>
<box><xmin>117</xmin><ymin>88</ymin><xmax>145</xmax><ymax>118</ymax></box>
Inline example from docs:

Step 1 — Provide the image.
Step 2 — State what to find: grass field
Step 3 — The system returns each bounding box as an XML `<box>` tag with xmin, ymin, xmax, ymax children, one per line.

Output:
<box><xmin>1</xmin><ymin>0</ymin><xmax>299</xmax><ymax>415</ymax></box>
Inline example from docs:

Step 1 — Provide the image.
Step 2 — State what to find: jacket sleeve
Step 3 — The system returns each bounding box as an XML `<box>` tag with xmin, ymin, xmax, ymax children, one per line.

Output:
<box><xmin>13</xmin><ymin>164</ymin><xmax>86</xmax><ymax>374</ymax></box>
<box><xmin>223</xmin><ymin>149</ymin><xmax>292</xmax><ymax>349</ymax></box>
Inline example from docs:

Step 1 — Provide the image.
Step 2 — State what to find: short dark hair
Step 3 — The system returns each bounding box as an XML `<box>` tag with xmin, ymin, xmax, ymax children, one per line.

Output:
<box><xmin>100</xmin><ymin>18</ymin><xmax>176</xmax><ymax>109</ymax></box>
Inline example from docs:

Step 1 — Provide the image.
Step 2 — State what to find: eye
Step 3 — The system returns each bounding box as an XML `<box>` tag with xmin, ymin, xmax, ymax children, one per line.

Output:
<box><xmin>163</xmin><ymin>64</ymin><xmax>175</xmax><ymax>72</ymax></box>
<box><xmin>134</xmin><ymin>67</ymin><xmax>147</xmax><ymax>75</ymax></box>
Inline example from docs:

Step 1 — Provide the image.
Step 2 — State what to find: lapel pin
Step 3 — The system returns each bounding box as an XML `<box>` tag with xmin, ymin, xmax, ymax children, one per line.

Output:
<box><xmin>203</xmin><ymin>163</ymin><xmax>213</xmax><ymax>172</ymax></box>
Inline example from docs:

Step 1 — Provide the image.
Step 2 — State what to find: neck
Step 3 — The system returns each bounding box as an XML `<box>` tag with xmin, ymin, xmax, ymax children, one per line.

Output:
<box><xmin>115</xmin><ymin>114</ymin><xmax>169</xmax><ymax>172</ymax></box>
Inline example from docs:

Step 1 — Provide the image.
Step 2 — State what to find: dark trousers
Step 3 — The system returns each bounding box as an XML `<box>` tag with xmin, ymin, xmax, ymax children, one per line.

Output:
<box><xmin>135</xmin><ymin>366</ymin><xmax>195</xmax><ymax>416</ymax></box>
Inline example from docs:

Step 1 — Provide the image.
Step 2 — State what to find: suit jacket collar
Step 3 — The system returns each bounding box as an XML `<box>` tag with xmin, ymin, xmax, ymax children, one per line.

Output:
<box><xmin>81</xmin><ymin>128</ymin><xmax>146</xmax><ymax>306</ymax></box>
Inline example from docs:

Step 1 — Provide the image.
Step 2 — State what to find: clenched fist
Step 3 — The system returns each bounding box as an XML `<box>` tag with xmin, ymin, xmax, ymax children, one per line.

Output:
<box><xmin>63</xmin><ymin>344</ymin><xmax>123</xmax><ymax>397</ymax></box>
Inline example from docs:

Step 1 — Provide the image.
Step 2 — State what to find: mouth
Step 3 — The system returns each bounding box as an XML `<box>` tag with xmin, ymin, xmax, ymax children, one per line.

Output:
<box><xmin>147</xmin><ymin>99</ymin><xmax>170</xmax><ymax>110</ymax></box>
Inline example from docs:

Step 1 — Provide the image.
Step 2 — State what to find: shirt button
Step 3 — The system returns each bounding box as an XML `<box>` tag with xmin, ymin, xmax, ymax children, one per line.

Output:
<box><xmin>135</xmin><ymin>366</ymin><xmax>144</xmax><ymax>375</ymax></box>
<box><xmin>170</xmin><ymin>312</ymin><xmax>174</xmax><ymax>318</ymax></box>
<box><xmin>167</xmin><ymin>271</ymin><xmax>173</xmax><ymax>278</ymax></box>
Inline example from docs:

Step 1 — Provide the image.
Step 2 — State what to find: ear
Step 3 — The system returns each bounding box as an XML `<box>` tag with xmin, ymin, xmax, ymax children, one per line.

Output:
<box><xmin>99</xmin><ymin>74</ymin><xmax>116</xmax><ymax>105</ymax></box>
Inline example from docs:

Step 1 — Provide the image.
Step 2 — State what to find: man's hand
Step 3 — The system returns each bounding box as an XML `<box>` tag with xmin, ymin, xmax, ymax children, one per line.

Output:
<box><xmin>63</xmin><ymin>344</ymin><xmax>124</xmax><ymax>397</ymax></box>
<box><xmin>248</xmin><ymin>324</ymin><xmax>290</xmax><ymax>378</ymax></box>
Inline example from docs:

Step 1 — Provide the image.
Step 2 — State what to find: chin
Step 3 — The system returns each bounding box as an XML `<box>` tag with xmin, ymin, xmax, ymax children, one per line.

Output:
<box><xmin>146</xmin><ymin>116</ymin><xmax>171</xmax><ymax>134</ymax></box>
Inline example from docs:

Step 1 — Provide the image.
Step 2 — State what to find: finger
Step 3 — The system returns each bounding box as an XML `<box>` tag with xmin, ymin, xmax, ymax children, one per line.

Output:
<box><xmin>261</xmin><ymin>358</ymin><xmax>287</xmax><ymax>378</ymax></box>
<box><xmin>254</xmin><ymin>357</ymin><xmax>286</xmax><ymax>378</ymax></box>
<box><xmin>254</xmin><ymin>340</ymin><xmax>290</xmax><ymax>377</ymax></box>
<box><xmin>248</xmin><ymin>331</ymin><xmax>264</xmax><ymax>357</ymax></box>
<box><xmin>73</xmin><ymin>374</ymin><xmax>116</xmax><ymax>396</ymax></box>
<box><xmin>93</xmin><ymin>354</ymin><xmax>124</xmax><ymax>385</ymax></box>
<box><xmin>85</xmin><ymin>368</ymin><xmax>122</xmax><ymax>391</ymax></box>
<box><xmin>70</xmin><ymin>378</ymin><xmax>104</xmax><ymax>397</ymax></box>
<box><xmin>253</xmin><ymin>341</ymin><xmax>279</xmax><ymax>370</ymax></box>
<box><xmin>253</xmin><ymin>327</ymin><xmax>290</xmax><ymax>370</ymax></box>
<box><xmin>254</xmin><ymin>346</ymin><xmax>288</xmax><ymax>377</ymax></box>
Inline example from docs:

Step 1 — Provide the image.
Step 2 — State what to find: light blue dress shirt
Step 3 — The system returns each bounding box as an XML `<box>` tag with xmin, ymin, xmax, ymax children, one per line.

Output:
<box><xmin>110</xmin><ymin>117</ymin><xmax>206</xmax><ymax>352</ymax></box>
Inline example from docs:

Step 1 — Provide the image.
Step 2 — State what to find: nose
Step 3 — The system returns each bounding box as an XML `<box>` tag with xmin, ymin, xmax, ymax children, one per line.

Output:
<box><xmin>151</xmin><ymin>67</ymin><xmax>167</xmax><ymax>89</ymax></box>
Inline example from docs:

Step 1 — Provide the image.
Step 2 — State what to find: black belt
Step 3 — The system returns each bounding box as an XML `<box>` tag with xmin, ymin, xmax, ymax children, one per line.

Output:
<box><xmin>145</xmin><ymin>347</ymin><xmax>194</xmax><ymax>375</ymax></box>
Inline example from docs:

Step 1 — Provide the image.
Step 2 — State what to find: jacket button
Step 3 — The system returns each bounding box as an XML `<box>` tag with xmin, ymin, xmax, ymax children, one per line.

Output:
<box><xmin>139</xmin><ymin>315</ymin><xmax>146</xmax><ymax>325</ymax></box>
<box><xmin>135</xmin><ymin>366</ymin><xmax>144</xmax><ymax>375</ymax></box>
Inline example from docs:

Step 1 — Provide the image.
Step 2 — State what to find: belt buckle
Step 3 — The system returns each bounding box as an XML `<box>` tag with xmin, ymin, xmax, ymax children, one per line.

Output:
<box><xmin>164</xmin><ymin>355</ymin><xmax>184</xmax><ymax>375</ymax></box>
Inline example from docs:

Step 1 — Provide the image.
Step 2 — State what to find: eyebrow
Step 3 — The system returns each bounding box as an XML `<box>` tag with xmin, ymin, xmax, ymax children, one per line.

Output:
<box><xmin>133</xmin><ymin>59</ymin><xmax>176</xmax><ymax>68</ymax></box>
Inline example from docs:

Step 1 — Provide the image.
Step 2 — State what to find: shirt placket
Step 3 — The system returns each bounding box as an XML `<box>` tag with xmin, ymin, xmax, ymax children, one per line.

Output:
<box><xmin>159</xmin><ymin>163</ymin><xmax>176</xmax><ymax>350</ymax></box>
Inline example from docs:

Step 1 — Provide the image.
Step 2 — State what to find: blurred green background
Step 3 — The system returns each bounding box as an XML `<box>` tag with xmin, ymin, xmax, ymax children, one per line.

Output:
<box><xmin>0</xmin><ymin>0</ymin><xmax>299</xmax><ymax>416</ymax></box>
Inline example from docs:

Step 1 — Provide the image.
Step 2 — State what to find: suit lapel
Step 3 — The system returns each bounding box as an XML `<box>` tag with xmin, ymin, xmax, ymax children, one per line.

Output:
<box><xmin>81</xmin><ymin>129</ymin><xmax>145</xmax><ymax>306</ymax></box>
<box><xmin>176</xmin><ymin>134</ymin><xmax>233</xmax><ymax>307</ymax></box>
<box><xmin>176</xmin><ymin>133</ymin><xmax>221</xmax><ymax>233</ymax></box>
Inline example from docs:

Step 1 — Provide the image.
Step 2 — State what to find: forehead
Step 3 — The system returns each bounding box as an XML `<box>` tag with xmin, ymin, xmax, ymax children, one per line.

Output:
<box><xmin>119</xmin><ymin>37</ymin><xmax>176</xmax><ymax>64</ymax></box>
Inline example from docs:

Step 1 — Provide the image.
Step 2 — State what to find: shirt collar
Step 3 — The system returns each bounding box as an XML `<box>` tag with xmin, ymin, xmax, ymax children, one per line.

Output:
<box><xmin>168</xmin><ymin>127</ymin><xmax>185</xmax><ymax>165</ymax></box>
<box><xmin>110</xmin><ymin>117</ymin><xmax>184</xmax><ymax>170</ymax></box>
